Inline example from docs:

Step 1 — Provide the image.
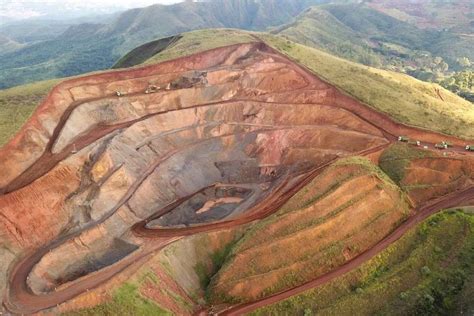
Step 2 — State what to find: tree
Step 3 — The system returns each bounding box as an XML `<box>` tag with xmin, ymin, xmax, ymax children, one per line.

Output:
<box><xmin>457</xmin><ymin>57</ymin><xmax>471</xmax><ymax>68</ymax></box>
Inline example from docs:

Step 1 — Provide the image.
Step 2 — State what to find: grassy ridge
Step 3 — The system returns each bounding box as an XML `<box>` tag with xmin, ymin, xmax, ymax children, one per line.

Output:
<box><xmin>379</xmin><ymin>143</ymin><xmax>434</xmax><ymax>185</ymax></box>
<box><xmin>251</xmin><ymin>209</ymin><xmax>474</xmax><ymax>315</ymax></box>
<box><xmin>274</xmin><ymin>4</ymin><xmax>474</xmax><ymax>102</ymax></box>
<box><xmin>144</xmin><ymin>29</ymin><xmax>258</xmax><ymax>65</ymax></box>
<box><xmin>0</xmin><ymin>79</ymin><xmax>58</xmax><ymax>146</ymax></box>
<box><xmin>258</xmin><ymin>34</ymin><xmax>474</xmax><ymax>139</ymax></box>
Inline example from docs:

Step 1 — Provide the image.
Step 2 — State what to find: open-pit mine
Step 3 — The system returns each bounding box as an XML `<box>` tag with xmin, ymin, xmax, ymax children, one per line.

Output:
<box><xmin>0</xmin><ymin>42</ymin><xmax>473</xmax><ymax>315</ymax></box>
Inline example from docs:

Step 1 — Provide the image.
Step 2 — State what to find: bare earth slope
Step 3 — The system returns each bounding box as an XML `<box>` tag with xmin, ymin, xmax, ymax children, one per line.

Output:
<box><xmin>0</xmin><ymin>42</ymin><xmax>473</xmax><ymax>315</ymax></box>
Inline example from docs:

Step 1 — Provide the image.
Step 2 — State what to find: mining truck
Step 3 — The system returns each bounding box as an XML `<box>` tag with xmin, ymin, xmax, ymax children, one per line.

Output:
<box><xmin>466</xmin><ymin>145</ymin><xmax>474</xmax><ymax>151</ymax></box>
<box><xmin>145</xmin><ymin>85</ymin><xmax>160</xmax><ymax>94</ymax></box>
<box><xmin>408</xmin><ymin>140</ymin><xmax>421</xmax><ymax>146</ymax></box>
<box><xmin>435</xmin><ymin>143</ymin><xmax>448</xmax><ymax>149</ymax></box>
<box><xmin>441</xmin><ymin>141</ymin><xmax>452</xmax><ymax>148</ymax></box>
<box><xmin>398</xmin><ymin>136</ymin><xmax>409</xmax><ymax>142</ymax></box>
<box><xmin>116</xmin><ymin>91</ymin><xmax>123</xmax><ymax>97</ymax></box>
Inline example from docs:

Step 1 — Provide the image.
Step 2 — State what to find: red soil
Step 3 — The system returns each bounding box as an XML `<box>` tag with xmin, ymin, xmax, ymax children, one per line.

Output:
<box><xmin>0</xmin><ymin>42</ymin><xmax>472</xmax><ymax>315</ymax></box>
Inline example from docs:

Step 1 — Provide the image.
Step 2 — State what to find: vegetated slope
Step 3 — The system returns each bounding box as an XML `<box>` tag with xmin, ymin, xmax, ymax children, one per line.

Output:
<box><xmin>251</xmin><ymin>209</ymin><xmax>474</xmax><ymax>315</ymax></box>
<box><xmin>0</xmin><ymin>0</ymin><xmax>327</xmax><ymax>89</ymax></box>
<box><xmin>0</xmin><ymin>79</ymin><xmax>58</xmax><ymax>146</ymax></box>
<box><xmin>379</xmin><ymin>143</ymin><xmax>474</xmax><ymax>207</ymax></box>
<box><xmin>0</xmin><ymin>34</ymin><xmax>24</xmax><ymax>55</ymax></box>
<box><xmin>274</xmin><ymin>4</ymin><xmax>474</xmax><ymax>101</ymax></box>
<box><xmin>112</xmin><ymin>35</ymin><xmax>182</xmax><ymax>69</ymax></box>
<box><xmin>207</xmin><ymin>157</ymin><xmax>411</xmax><ymax>303</ymax></box>
<box><xmin>366</xmin><ymin>0</ymin><xmax>474</xmax><ymax>33</ymax></box>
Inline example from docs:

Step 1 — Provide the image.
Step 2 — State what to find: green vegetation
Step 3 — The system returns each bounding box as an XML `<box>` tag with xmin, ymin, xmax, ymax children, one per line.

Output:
<box><xmin>251</xmin><ymin>209</ymin><xmax>474</xmax><ymax>316</ymax></box>
<box><xmin>440</xmin><ymin>70</ymin><xmax>474</xmax><ymax>102</ymax></box>
<box><xmin>258</xmin><ymin>33</ymin><xmax>474</xmax><ymax>139</ymax></box>
<box><xmin>0</xmin><ymin>0</ymin><xmax>324</xmax><ymax>89</ymax></box>
<box><xmin>64</xmin><ymin>282</ymin><xmax>171</xmax><ymax>316</ymax></box>
<box><xmin>275</xmin><ymin>4</ymin><xmax>474</xmax><ymax>101</ymax></box>
<box><xmin>0</xmin><ymin>79</ymin><xmax>58</xmax><ymax>146</ymax></box>
<box><xmin>113</xmin><ymin>35</ymin><xmax>182</xmax><ymax>69</ymax></box>
<box><xmin>379</xmin><ymin>143</ymin><xmax>433</xmax><ymax>185</ymax></box>
<box><xmin>144</xmin><ymin>29</ymin><xmax>258</xmax><ymax>65</ymax></box>
<box><xmin>194</xmin><ymin>239</ymin><xmax>237</xmax><ymax>290</ymax></box>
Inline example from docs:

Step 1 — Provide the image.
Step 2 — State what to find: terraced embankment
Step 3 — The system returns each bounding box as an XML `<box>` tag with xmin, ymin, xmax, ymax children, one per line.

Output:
<box><xmin>0</xmin><ymin>42</ymin><xmax>472</xmax><ymax>314</ymax></box>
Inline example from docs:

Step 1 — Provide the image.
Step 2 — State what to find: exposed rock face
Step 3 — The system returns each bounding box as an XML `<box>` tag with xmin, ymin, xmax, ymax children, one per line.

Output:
<box><xmin>0</xmin><ymin>43</ymin><xmax>392</xmax><ymax>309</ymax></box>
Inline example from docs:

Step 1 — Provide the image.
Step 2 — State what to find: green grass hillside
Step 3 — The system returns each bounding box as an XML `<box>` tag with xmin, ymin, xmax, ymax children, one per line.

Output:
<box><xmin>0</xmin><ymin>79</ymin><xmax>58</xmax><ymax>146</ymax></box>
<box><xmin>0</xmin><ymin>0</ymin><xmax>327</xmax><ymax>89</ymax></box>
<box><xmin>112</xmin><ymin>35</ymin><xmax>182</xmax><ymax>69</ymax></box>
<box><xmin>251</xmin><ymin>209</ymin><xmax>474</xmax><ymax>315</ymax></box>
<box><xmin>273</xmin><ymin>4</ymin><xmax>474</xmax><ymax>101</ymax></box>
<box><xmin>144</xmin><ymin>29</ymin><xmax>259</xmax><ymax>65</ymax></box>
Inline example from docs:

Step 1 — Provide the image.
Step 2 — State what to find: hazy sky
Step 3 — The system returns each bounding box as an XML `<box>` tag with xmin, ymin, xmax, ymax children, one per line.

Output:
<box><xmin>0</xmin><ymin>0</ymin><xmax>183</xmax><ymax>5</ymax></box>
<box><xmin>0</xmin><ymin>0</ymin><xmax>184</xmax><ymax>20</ymax></box>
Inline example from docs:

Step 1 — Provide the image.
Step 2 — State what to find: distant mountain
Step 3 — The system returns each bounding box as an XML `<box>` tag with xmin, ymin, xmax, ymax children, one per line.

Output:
<box><xmin>277</xmin><ymin>4</ymin><xmax>473</xmax><ymax>65</ymax></box>
<box><xmin>0</xmin><ymin>0</ymin><xmax>134</xmax><ymax>21</ymax></box>
<box><xmin>366</xmin><ymin>0</ymin><xmax>474</xmax><ymax>34</ymax></box>
<box><xmin>0</xmin><ymin>0</ymin><xmax>328</xmax><ymax>89</ymax></box>
<box><xmin>0</xmin><ymin>14</ymin><xmax>119</xmax><ymax>46</ymax></box>
<box><xmin>0</xmin><ymin>35</ymin><xmax>24</xmax><ymax>55</ymax></box>
<box><xmin>274</xmin><ymin>4</ymin><xmax>473</xmax><ymax>101</ymax></box>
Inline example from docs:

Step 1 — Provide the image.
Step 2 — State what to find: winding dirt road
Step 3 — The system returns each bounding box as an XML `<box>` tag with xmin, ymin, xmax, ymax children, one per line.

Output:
<box><xmin>2</xmin><ymin>42</ymin><xmax>474</xmax><ymax>315</ymax></box>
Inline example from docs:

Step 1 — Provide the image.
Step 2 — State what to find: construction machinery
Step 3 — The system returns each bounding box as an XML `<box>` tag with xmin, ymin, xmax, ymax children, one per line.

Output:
<box><xmin>441</xmin><ymin>141</ymin><xmax>452</xmax><ymax>148</ymax></box>
<box><xmin>145</xmin><ymin>85</ymin><xmax>160</xmax><ymax>94</ymax></box>
<box><xmin>408</xmin><ymin>140</ymin><xmax>421</xmax><ymax>146</ymax></box>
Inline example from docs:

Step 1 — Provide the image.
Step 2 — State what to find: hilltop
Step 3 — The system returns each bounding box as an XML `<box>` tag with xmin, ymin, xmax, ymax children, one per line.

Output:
<box><xmin>0</xmin><ymin>28</ymin><xmax>473</xmax><ymax>316</ymax></box>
